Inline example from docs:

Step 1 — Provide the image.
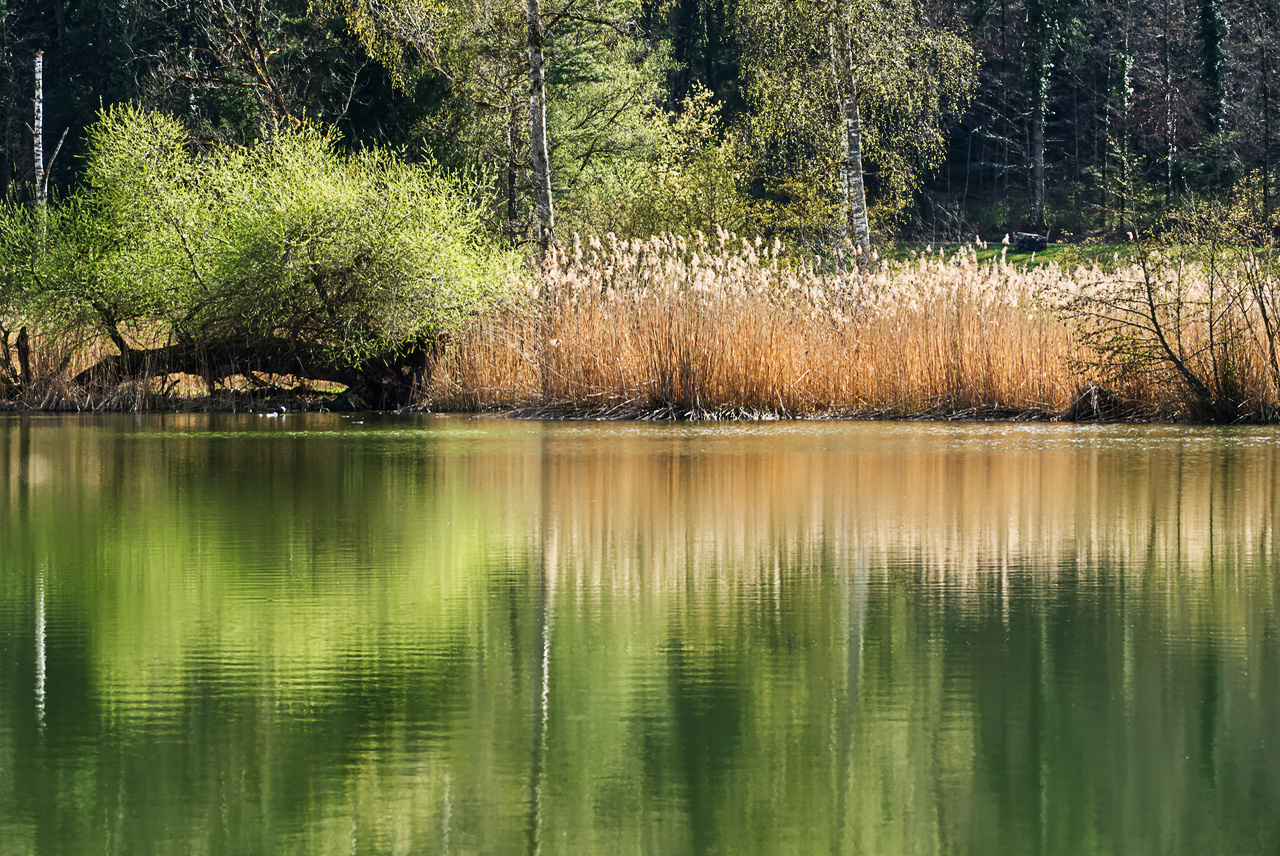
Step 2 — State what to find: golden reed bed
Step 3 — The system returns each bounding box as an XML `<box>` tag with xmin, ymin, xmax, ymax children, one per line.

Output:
<box><xmin>432</xmin><ymin>232</ymin><xmax>1095</xmax><ymax>418</ymax></box>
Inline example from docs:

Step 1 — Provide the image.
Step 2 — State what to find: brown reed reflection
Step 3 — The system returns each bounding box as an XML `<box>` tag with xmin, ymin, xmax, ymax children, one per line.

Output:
<box><xmin>529</xmin><ymin>423</ymin><xmax>1280</xmax><ymax>599</ymax></box>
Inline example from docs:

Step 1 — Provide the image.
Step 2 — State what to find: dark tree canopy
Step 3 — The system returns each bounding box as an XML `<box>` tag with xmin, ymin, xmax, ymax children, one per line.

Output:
<box><xmin>0</xmin><ymin>0</ymin><xmax>1275</xmax><ymax>250</ymax></box>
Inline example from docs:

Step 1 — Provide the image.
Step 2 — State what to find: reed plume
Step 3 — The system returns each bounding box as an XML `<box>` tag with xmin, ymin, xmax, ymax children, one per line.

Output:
<box><xmin>432</xmin><ymin>232</ymin><xmax>1085</xmax><ymax>418</ymax></box>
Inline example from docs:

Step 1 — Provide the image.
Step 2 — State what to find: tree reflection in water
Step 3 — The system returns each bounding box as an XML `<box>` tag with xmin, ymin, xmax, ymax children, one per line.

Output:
<box><xmin>1</xmin><ymin>416</ymin><xmax>1279</xmax><ymax>855</ymax></box>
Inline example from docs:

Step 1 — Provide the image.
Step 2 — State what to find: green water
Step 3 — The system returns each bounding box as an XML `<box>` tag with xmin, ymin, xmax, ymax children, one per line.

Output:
<box><xmin>2</xmin><ymin>415</ymin><xmax>1279</xmax><ymax>855</ymax></box>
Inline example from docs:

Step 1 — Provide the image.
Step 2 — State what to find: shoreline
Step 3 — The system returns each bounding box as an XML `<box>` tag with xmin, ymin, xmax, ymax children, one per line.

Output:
<box><xmin>0</xmin><ymin>388</ymin><xmax>1211</xmax><ymax>424</ymax></box>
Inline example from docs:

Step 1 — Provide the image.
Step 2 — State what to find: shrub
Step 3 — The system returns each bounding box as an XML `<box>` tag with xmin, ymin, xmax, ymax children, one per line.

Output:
<box><xmin>1</xmin><ymin>105</ymin><xmax>518</xmax><ymax>407</ymax></box>
<box><xmin>1052</xmin><ymin>200</ymin><xmax>1280</xmax><ymax>421</ymax></box>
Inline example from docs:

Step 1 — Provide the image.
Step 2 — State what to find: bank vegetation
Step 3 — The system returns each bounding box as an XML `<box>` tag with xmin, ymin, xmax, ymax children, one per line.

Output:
<box><xmin>431</xmin><ymin>214</ymin><xmax>1280</xmax><ymax>423</ymax></box>
<box><xmin>4</xmin><ymin>131</ymin><xmax>1280</xmax><ymax>423</ymax></box>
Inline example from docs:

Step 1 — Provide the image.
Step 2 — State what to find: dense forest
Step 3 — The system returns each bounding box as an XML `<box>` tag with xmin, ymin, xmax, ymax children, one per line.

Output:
<box><xmin>0</xmin><ymin>0</ymin><xmax>1275</xmax><ymax>250</ymax></box>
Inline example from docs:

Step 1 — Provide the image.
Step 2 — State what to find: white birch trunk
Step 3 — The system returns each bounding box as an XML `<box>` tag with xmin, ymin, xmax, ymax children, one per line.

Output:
<box><xmin>829</xmin><ymin>24</ymin><xmax>872</xmax><ymax>262</ymax></box>
<box><xmin>1162</xmin><ymin>0</ymin><xmax>1175</xmax><ymax>206</ymax></box>
<box><xmin>34</xmin><ymin>50</ymin><xmax>44</xmax><ymax>210</ymax></box>
<box><xmin>828</xmin><ymin>26</ymin><xmax>852</xmax><ymax>253</ymax></box>
<box><xmin>526</xmin><ymin>0</ymin><xmax>554</xmax><ymax>257</ymax></box>
<box><xmin>1031</xmin><ymin>73</ymin><xmax>1047</xmax><ymax>229</ymax></box>
<box><xmin>841</xmin><ymin>82</ymin><xmax>873</xmax><ymax>261</ymax></box>
<box><xmin>1119</xmin><ymin>31</ymin><xmax>1134</xmax><ymax>226</ymax></box>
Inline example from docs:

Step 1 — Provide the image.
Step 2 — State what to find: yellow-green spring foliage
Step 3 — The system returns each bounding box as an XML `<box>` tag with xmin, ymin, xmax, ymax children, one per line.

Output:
<box><xmin>3</xmin><ymin>105</ymin><xmax>517</xmax><ymax>366</ymax></box>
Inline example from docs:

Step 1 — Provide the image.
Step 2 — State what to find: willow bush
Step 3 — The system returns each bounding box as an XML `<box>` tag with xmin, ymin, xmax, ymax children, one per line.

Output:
<box><xmin>0</xmin><ymin>105</ymin><xmax>517</xmax><ymax>407</ymax></box>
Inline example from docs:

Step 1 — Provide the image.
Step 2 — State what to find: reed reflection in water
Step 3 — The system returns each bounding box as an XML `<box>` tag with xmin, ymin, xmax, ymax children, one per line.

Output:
<box><xmin>1</xmin><ymin>415</ymin><xmax>1278</xmax><ymax>856</ymax></box>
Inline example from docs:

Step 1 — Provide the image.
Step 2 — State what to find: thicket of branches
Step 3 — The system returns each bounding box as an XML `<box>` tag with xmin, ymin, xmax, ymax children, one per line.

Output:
<box><xmin>1052</xmin><ymin>197</ymin><xmax>1280</xmax><ymax>421</ymax></box>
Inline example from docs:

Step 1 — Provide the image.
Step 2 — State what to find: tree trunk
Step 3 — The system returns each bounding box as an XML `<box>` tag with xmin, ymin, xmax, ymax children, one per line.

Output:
<box><xmin>1163</xmin><ymin>0</ymin><xmax>1175</xmax><ymax>207</ymax></box>
<box><xmin>1118</xmin><ymin>28</ymin><xmax>1134</xmax><ymax>229</ymax></box>
<box><xmin>841</xmin><ymin>82</ymin><xmax>873</xmax><ymax>260</ymax></box>
<box><xmin>1264</xmin><ymin>35</ymin><xmax>1273</xmax><ymax>220</ymax></box>
<box><xmin>526</xmin><ymin>0</ymin><xmax>554</xmax><ymax>258</ymax></box>
<box><xmin>1198</xmin><ymin>0</ymin><xmax>1227</xmax><ymax>132</ymax></box>
<box><xmin>1101</xmin><ymin>59</ymin><xmax>1110</xmax><ymax>226</ymax></box>
<box><xmin>73</xmin><ymin>334</ymin><xmax>450</xmax><ymax>410</ymax></box>
<box><xmin>507</xmin><ymin>98</ymin><xmax>520</xmax><ymax>242</ymax></box>
<box><xmin>1031</xmin><ymin>76</ymin><xmax>1046</xmax><ymax>229</ymax></box>
<box><xmin>16</xmin><ymin>326</ymin><xmax>32</xmax><ymax>389</ymax></box>
<box><xmin>1026</xmin><ymin>0</ymin><xmax>1054</xmax><ymax>230</ymax></box>
<box><xmin>829</xmin><ymin>23</ymin><xmax>872</xmax><ymax>262</ymax></box>
<box><xmin>33</xmin><ymin>50</ymin><xmax>44</xmax><ymax>211</ymax></box>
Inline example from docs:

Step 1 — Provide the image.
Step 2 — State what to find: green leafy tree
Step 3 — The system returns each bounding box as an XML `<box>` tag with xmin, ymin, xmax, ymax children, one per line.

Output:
<box><xmin>735</xmin><ymin>0</ymin><xmax>976</xmax><ymax>257</ymax></box>
<box><xmin>334</xmin><ymin>0</ymin><xmax>663</xmax><ymax>255</ymax></box>
<box><xmin>0</xmin><ymin>105</ymin><xmax>517</xmax><ymax>406</ymax></box>
<box><xmin>546</xmin><ymin>13</ymin><xmax>670</xmax><ymax>224</ymax></box>
<box><xmin>571</xmin><ymin>85</ymin><xmax>753</xmax><ymax>236</ymax></box>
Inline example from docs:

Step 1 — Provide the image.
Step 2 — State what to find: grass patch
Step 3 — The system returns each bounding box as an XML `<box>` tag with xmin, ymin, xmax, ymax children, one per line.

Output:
<box><xmin>888</xmin><ymin>241</ymin><xmax>1138</xmax><ymax>270</ymax></box>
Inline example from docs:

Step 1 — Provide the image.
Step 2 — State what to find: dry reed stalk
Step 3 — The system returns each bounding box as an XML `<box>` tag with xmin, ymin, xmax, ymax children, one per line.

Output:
<box><xmin>432</xmin><ymin>234</ymin><xmax>1089</xmax><ymax>417</ymax></box>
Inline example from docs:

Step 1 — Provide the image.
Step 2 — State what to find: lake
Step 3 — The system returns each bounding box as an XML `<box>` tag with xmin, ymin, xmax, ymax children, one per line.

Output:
<box><xmin>2</xmin><ymin>414</ymin><xmax>1279</xmax><ymax>855</ymax></box>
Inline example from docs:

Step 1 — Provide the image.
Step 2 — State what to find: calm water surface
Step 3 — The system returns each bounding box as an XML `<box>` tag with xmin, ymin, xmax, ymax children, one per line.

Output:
<box><xmin>2</xmin><ymin>414</ymin><xmax>1280</xmax><ymax>855</ymax></box>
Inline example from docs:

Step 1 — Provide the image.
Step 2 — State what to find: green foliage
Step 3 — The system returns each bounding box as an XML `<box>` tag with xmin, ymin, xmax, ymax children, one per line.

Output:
<box><xmin>565</xmin><ymin>86</ymin><xmax>754</xmax><ymax>238</ymax></box>
<box><xmin>548</xmin><ymin>20</ymin><xmax>671</xmax><ymax>199</ymax></box>
<box><xmin>334</xmin><ymin>0</ymin><xmax>485</xmax><ymax>93</ymax></box>
<box><xmin>1</xmin><ymin>105</ymin><xmax>517</xmax><ymax>383</ymax></box>
<box><xmin>333</xmin><ymin>0</ymin><xmax>669</xmax><ymax>243</ymax></box>
<box><xmin>734</xmin><ymin>0</ymin><xmax>977</xmax><ymax>243</ymax></box>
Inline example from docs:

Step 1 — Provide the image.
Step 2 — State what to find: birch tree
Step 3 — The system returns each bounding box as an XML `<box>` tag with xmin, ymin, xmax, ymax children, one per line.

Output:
<box><xmin>525</xmin><ymin>0</ymin><xmax>553</xmax><ymax>252</ymax></box>
<box><xmin>33</xmin><ymin>49</ymin><xmax>42</xmax><ymax>211</ymax></box>
<box><xmin>336</xmin><ymin>0</ymin><xmax>651</xmax><ymax>257</ymax></box>
<box><xmin>827</xmin><ymin>18</ymin><xmax>871</xmax><ymax>257</ymax></box>
<box><xmin>737</xmin><ymin>0</ymin><xmax>975</xmax><ymax>259</ymax></box>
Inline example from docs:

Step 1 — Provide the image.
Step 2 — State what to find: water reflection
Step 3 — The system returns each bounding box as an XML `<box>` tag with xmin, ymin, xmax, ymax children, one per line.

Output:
<box><xmin>1</xmin><ymin>416</ymin><xmax>1279</xmax><ymax>855</ymax></box>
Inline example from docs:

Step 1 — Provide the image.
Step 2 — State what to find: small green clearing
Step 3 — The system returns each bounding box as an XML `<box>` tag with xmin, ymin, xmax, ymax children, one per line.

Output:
<box><xmin>889</xmin><ymin>241</ymin><xmax>1136</xmax><ymax>269</ymax></box>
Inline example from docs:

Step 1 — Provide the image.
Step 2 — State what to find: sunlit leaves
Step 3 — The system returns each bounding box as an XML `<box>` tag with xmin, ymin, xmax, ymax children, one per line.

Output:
<box><xmin>735</xmin><ymin>0</ymin><xmax>977</xmax><ymax>236</ymax></box>
<box><xmin>2</xmin><ymin>105</ymin><xmax>518</xmax><ymax>370</ymax></box>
